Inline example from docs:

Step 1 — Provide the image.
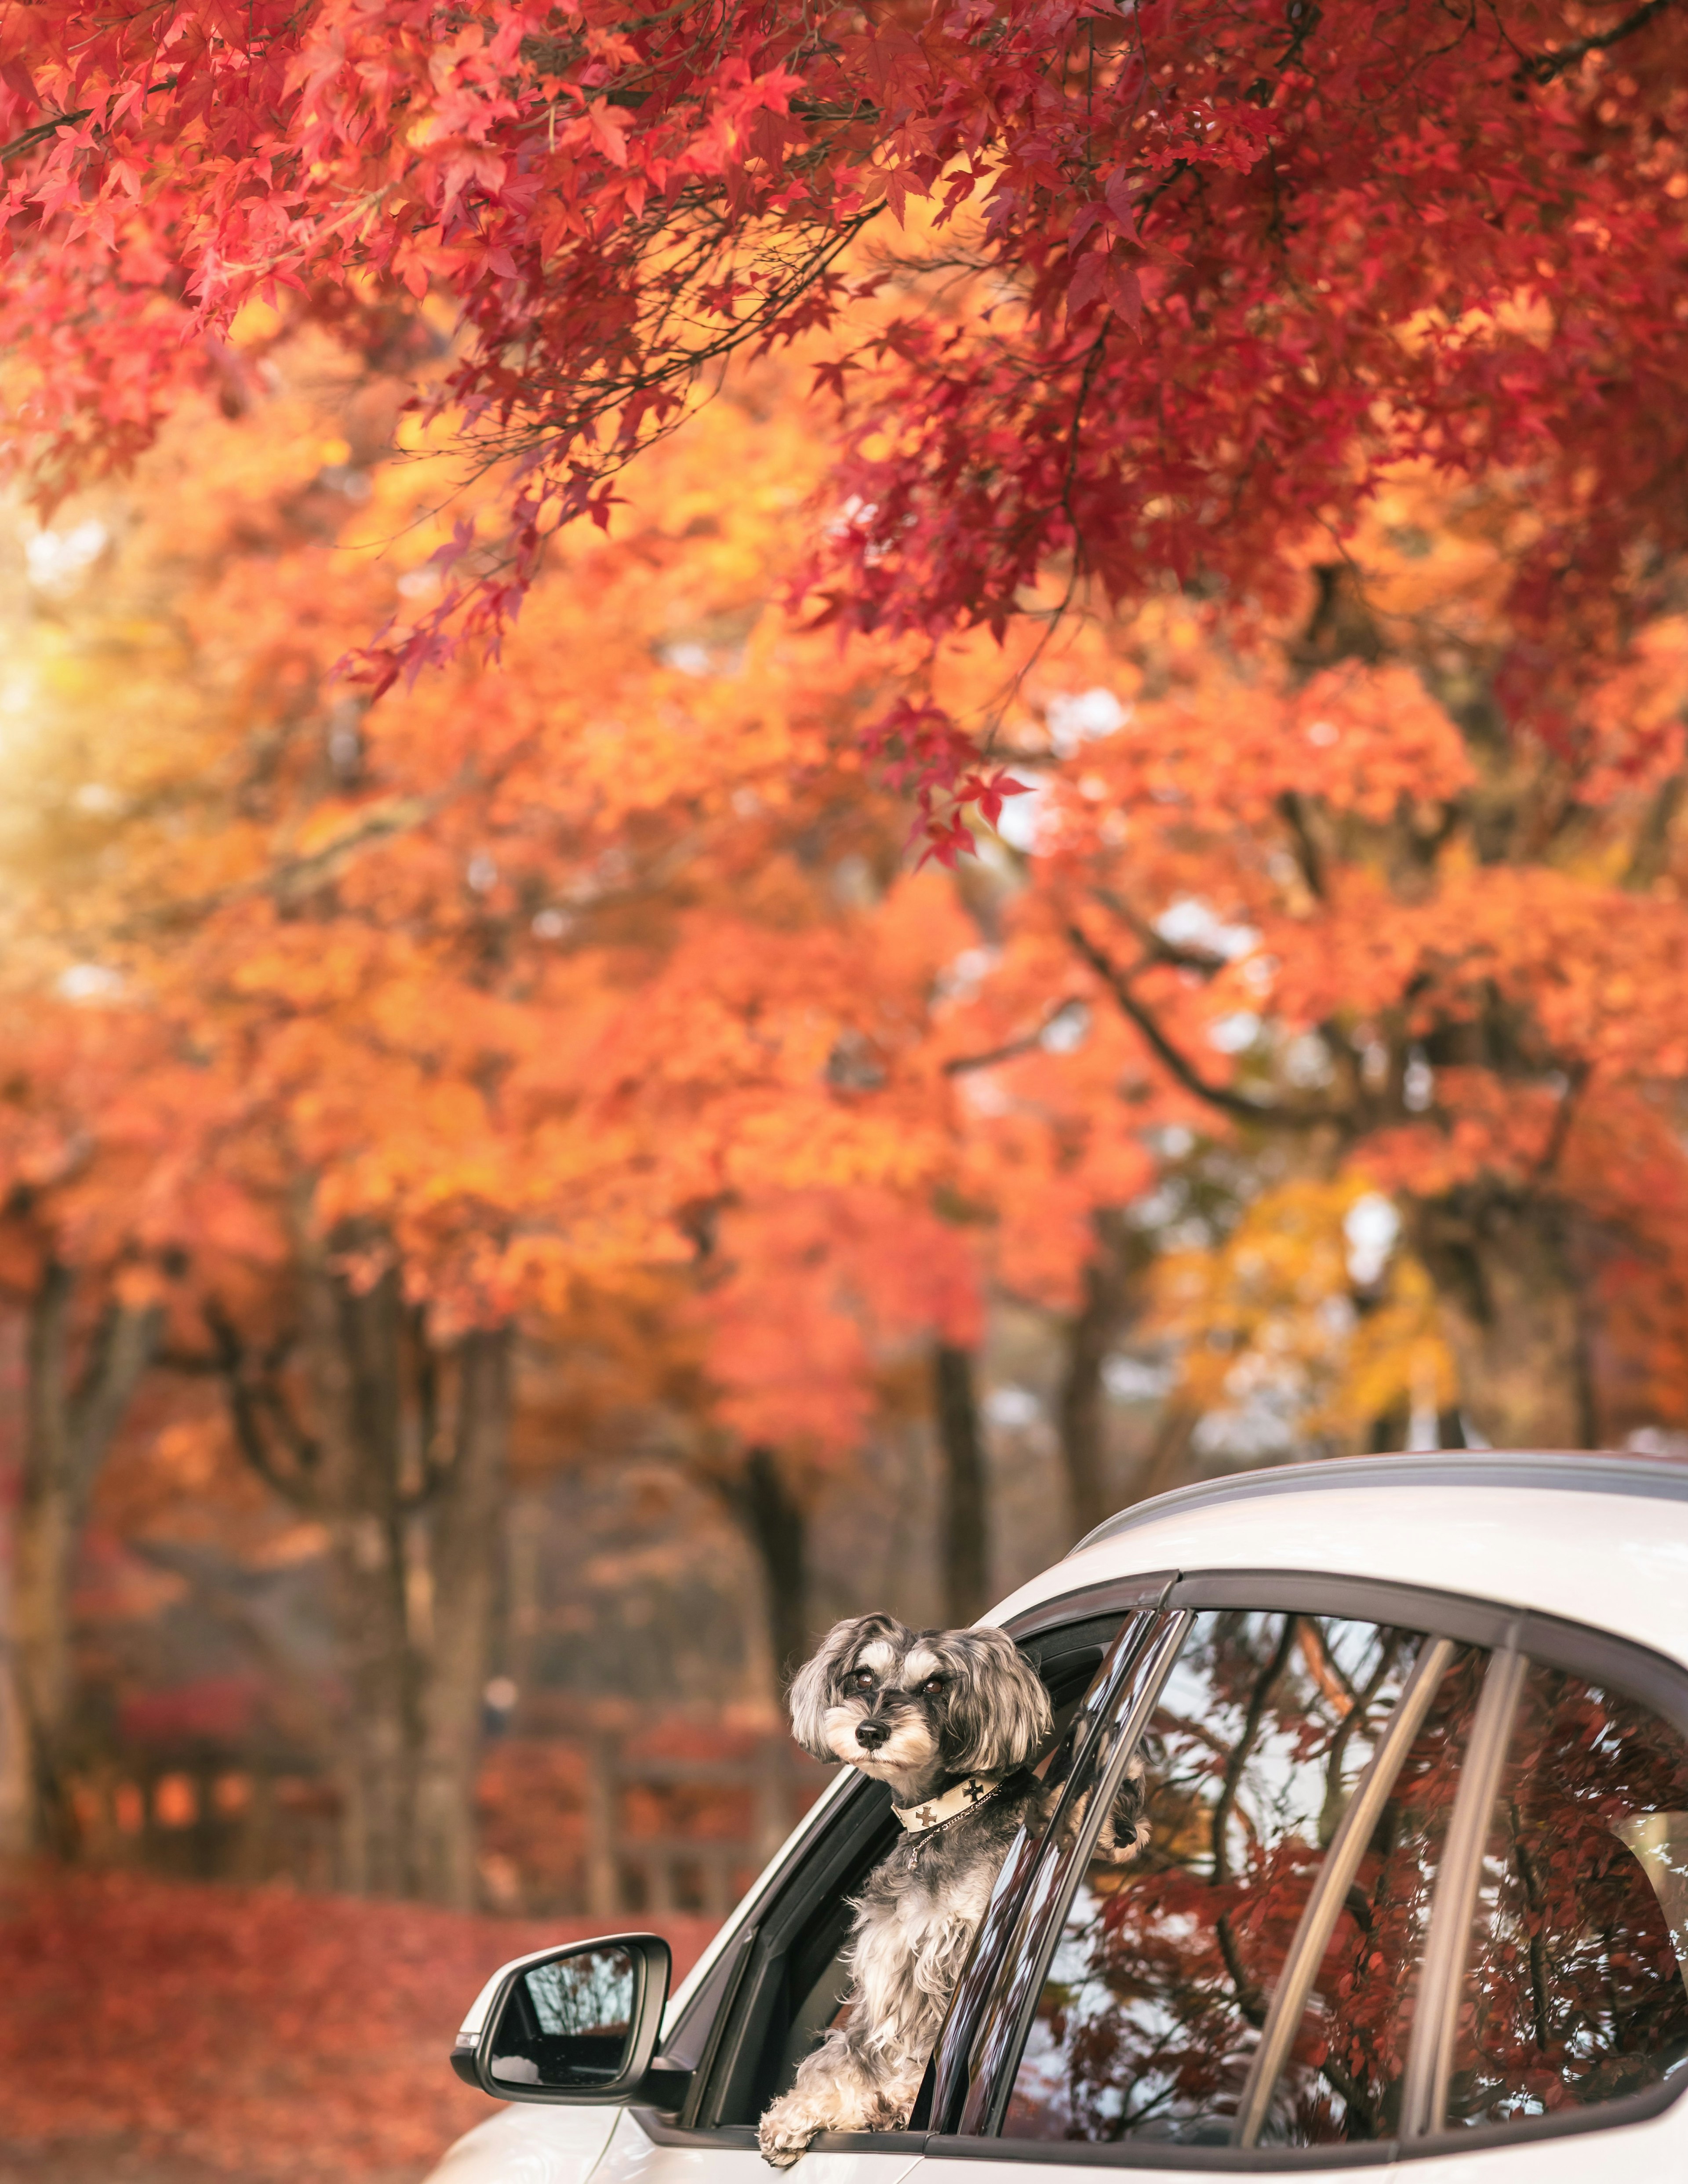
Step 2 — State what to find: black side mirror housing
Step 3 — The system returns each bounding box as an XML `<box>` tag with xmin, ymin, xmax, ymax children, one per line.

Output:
<box><xmin>451</xmin><ymin>1932</ymin><xmax>674</xmax><ymax>2104</ymax></box>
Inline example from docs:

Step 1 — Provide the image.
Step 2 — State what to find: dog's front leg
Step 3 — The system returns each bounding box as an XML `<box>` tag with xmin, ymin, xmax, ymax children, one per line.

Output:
<box><xmin>757</xmin><ymin>2031</ymin><xmax>917</xmax><ymax>2167</ymax></box>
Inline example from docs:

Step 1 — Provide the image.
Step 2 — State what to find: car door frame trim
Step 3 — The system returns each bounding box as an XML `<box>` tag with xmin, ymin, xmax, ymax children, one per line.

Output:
<box><xmin>1021</xmin><ymin>1568</ymin><xmax>1688</xmax><ymax>1737</ymax></box>
<box><xmin>929</xmin><ymin>1604</ymin><xmax>1172</xmax><ymax>2136</ymax></box>
<box><xmin>1396</xmin><ymin>1641</ymin><xmax>1528</xmax><ymax>2141</ymax></box>
<box><xmin>977</xmin><ymin>1611</ymin><xmax>1194</xmax><ymax>2138</ymax></box>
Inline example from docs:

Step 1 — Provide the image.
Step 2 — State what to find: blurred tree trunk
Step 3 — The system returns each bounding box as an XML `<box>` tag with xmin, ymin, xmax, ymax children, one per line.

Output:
<box><xmin>12</xmin><ymin>1264</ymin><xmax>160</xmax><ymax>1854</ymax></box>
<box><xmin>721</xmin><ymin>1445</ymin><xmax>810</xmax><ymax>1693</ymax></box>
<box><xmin>214</xmin><ymin>1220</ymin><xmax>512</xmax><ymax>1905</ymax></box>
<box><xmin>414</xmin><ymin>1325</ymin><xmax>509</xmax><ymax>1907</ymax></box>
<box><xmin>1127</xmin><ymin>1403</ymin><xmax>1198</xmax><ymax>1508</ymax></box>
<box><xmin>1366</xmin><ymin>1399</ymin><xmax>1412</xmax><ymax>1453</ymax></box>
<box><xmin>1057</xmin><ymin>1213</ymin><xmax>1139</xmax><ymax>1544</ymax></box>
<box><xmin>301</xmin><ymin>1247</ymin><xmax>417</xmax><ymax>1897</ymax></box>
<box><xmin>1413</xmin><ymin>1194</ymin><xmax>1595</xmax><ymax>1447</ymax></box>
<box><xmin>932</xmin><ymin>1342</ymin><xmax>989</xmax><ymax>1626</ymax></box>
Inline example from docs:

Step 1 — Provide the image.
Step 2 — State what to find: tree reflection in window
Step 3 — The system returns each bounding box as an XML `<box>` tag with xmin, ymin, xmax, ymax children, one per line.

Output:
<box><xmin>1004</xmin><ymin>1611</ymin><xmax>1481</xmax><ymax>2148</ymax></box>
<box><xmin>1449</xmin><ymin>1664</ymin><xmax>1688</xmax><ymax>2126</ymax></box>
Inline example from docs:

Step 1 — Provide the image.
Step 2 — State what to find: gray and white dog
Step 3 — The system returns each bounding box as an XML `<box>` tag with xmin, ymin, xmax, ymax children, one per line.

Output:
<box><xmin>757</xmin><ymin>1612</ymin><xmax>1145</xmax><ymax>2168</ymax></box>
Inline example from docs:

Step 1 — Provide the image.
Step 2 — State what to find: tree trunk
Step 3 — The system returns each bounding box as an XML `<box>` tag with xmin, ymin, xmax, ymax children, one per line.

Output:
<box><xmin>1057</xmin><ymin>1221</ymin><xmax>1139</xmax><ymax>1543</ymax></box>
<box><xmin>237</xmin><ymin>1217</ymin><xmax>515</xmax><ymax>1903</ymax></box>
<box><xmin>11</xmin><ymin>1264</ymin><xmax>160</xmax><ymax>1855</ymax></box>
<box><xmin>299</xmin><ymin>1246</ymin><xmax>418</xmax><ymax>1897</ymax></box>
<box><xmin>932</xmin><ymin>1342</ymin><xmax>990</xmax><ymax>1627</ymax></box>
<box><xmin>1413</xmin><ymin>1194</ymin><xmax>1596</xmax><ymax>1448</ymax></box>
<box><xmin>722</xmin><ymin>1445</ymin><xmax>811</xmax><ymax>1694</ymax></box>
<box><xmin>1059</xmin><ymin>1265</ymin><xmax>1113</xmax><ymax>1545</ymax></box>
<box><xmin>413</xmin><ymin>1325</ymin><xmax>510</xmax><ymax>1908</ymax></box>
<box><xmin>1126</xmin><ymin>1402</ymin><xmax>1198</xmax><ymax>1509</ymax></box>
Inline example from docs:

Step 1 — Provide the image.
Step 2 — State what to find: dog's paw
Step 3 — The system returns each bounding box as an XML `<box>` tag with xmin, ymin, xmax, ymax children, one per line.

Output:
<box><xmin>758</xmin><ymin>2097</ymin><xmax>818</xmax><ymax>2168</ymax></box>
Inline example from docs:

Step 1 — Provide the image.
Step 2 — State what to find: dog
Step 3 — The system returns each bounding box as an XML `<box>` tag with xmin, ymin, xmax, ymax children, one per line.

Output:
<box><xmin>757</xmin><ymin>1612</ymin><xmax>1148</xmax><ymax>2167</ymax></box>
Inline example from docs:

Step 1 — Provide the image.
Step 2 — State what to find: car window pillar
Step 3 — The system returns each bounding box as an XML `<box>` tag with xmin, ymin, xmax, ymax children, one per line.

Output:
<box><xmin>1397</xmin><ymin>1641</ymin><xmax>1528</xmax><ymax>2140</ymax></box>
<box><xmin>922</xmin><ymin>1607</ymin><xmax>1157</xmax><ymax>2133</ymax></box>
<box><xmin>946</xmin><ymin>1610</ymin><xmax>1194</xmax><ymax>2137</ymax></box>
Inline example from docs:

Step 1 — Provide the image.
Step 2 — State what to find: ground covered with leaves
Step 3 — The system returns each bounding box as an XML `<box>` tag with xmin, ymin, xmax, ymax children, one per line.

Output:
<box><xmin>0</xmin><ymin>1870</ymin><xmax>715</xmax><ymax>2182</ymax></box>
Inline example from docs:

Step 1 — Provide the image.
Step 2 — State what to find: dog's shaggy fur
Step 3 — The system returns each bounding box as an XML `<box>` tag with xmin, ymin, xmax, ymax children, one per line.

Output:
<box><xmin>757</xmin><ymin>1613</ymin><xmax>1146</xmax><ymax>2168</ymax></box>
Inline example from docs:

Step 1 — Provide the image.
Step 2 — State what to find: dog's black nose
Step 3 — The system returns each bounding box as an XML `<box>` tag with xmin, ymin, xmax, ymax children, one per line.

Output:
<box><xmin>855</xmin><ymin>1720</ymin><xmax>890</xmax><ymax>1751</ymax></box>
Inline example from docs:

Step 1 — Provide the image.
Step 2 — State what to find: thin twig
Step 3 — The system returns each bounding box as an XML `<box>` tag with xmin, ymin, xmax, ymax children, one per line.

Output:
<box><xmin>1520</xmin><ymin>0</ymin><xmax>1675</xmax><ymax>79</ymax></box>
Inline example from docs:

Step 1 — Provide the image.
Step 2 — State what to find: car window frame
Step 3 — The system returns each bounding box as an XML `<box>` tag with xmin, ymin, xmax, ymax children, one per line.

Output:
<box><xmin>936</xmin><ymin>1608</ymin><xmax>1193</xmax><ymax>2140</ymax></box>
<box><xmin>922</xmin><ymin>1569</ymin><xmax>1688</xmax><ymax>2171</ymax></box>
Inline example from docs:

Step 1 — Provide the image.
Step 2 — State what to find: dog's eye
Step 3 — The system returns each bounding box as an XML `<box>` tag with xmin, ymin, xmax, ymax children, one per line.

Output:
<box><xmin>851</xmin><ymin>1668</ymin><xmax>875</xmax><ymax>1690</ymax></box>
<box><xmin>921</xmin><ymin>1676</ymin><xmax>946</xmax><ymax>1695</ymax></box>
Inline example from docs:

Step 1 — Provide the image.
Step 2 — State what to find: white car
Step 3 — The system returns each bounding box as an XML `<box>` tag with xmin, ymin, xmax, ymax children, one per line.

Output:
<box><xmin>431</xmin><ymin>1450</ymin><xmax>1688</xmax><ymax>2184</ymax></box>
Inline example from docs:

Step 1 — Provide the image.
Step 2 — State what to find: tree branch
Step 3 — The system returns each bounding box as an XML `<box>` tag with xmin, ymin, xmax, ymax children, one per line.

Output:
<box><xmin>1521</xmin><ymin>0</ymin><xmax>1676</xmax><ymax>80</ymax></box>
<box><xmin>942</xmin><ymin>997</ymin><xmax>1087</xmax><ymax>1075</ymax></box>
<box><xmin>1532</xmin><ymin>1061</ymin><xmax>1589</xmax><ymax>1183</ymax></box>
<box><xmin>0</xmin><ymin>110</ymin><xmax>93</xmax><ymax>164</ymax></box>
<box><xmin>1275</xmin><ymin>791</ymin><xmax>1328</xmax><ymax>901</ymax></box>
<box><xmin>204</xmin><ymin>1303</ymin><xmax>321</xmax><ymax>1510</ymax></box>
<box><xmin>1091</xmin><ymin>886</ymin><xmax>1232</xmax><ymax>974</ymax></box>
<box><xmin>105</xmin><ymin>792</ymin><xmax>447</xmax><ymax>941</ymax></box>
<box><xmin>1065</xmin><ymin>921</ymin><xmax>1340</xmax><ymax>1129</ymax></box>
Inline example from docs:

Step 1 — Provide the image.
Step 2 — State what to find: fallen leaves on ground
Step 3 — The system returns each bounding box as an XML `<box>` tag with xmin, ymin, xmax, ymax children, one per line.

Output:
<box><xmin>0</xmin><ymin>1868</ymin><xmax>715</xmax><ymax>2182</ymax></box>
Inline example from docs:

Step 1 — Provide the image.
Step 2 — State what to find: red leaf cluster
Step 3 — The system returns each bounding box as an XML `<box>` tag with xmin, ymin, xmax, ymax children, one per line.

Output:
<box><xmin>4</xmin><ymin>0</ymin><xmax>1684</xmax><ymax>837</ymax></box>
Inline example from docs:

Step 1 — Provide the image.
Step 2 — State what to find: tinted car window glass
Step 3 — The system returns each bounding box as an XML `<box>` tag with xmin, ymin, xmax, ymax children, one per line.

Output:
<box><xmin>1447</xmin><ymin>1660</ymin><xmax>1688</xmax><ymax>2127</ymax></box>
<box><xmin>1002</xmin><ymin>1612</ymin><xmax>1468</xmax><ymax>2148</ymax></box>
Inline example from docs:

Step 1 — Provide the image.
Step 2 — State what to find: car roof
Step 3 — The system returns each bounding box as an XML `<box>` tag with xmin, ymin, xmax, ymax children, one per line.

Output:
<box><xmin>987</xmin><ymin>1450</ymin><xmax>1688</xmax><ymax>1669</ymax></box>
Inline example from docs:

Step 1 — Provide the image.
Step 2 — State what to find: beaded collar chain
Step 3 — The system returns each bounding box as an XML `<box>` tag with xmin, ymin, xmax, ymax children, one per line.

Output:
<box><xmin>890</xmin><ymin>1774</ymin><xmax>1006</xmax><ymax>1838</ymax></box>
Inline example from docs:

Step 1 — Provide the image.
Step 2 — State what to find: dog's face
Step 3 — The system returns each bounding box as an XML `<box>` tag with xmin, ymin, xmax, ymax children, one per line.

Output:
<box><xmin>787</xmin><ymin>1613</ymin><xmax>1053</xmax><ymax>1795</ymax></box>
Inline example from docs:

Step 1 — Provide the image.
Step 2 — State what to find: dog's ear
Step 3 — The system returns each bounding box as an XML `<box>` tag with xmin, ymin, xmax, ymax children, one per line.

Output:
<box><xmin>786</xmin><ymin>1614</ymin><xmax>898</xmax><ymax>1761</ymax></box>
<box><xmin>941</xmin><ymin>1627</ymin><xmax>1054</xmax><ymax>1775</ymax></box>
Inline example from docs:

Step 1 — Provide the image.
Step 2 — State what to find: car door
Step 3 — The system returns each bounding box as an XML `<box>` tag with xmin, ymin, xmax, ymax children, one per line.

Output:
<box><xmin>909</xmin><ymin>1574</ymin><xmax>1688</xmax><ymax>2184</ymax></box>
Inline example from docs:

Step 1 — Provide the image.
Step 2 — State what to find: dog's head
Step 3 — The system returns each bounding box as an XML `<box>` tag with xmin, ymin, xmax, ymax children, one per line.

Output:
<box><xmin>787</xmin><ymin>1613</ymin><xmax>1053</xmax><ymax>1790</ymax></box>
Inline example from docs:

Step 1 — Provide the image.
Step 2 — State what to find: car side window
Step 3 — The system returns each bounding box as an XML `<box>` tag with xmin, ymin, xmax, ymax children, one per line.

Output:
<box><xmin>1445</xmin><ymin>1658</ymin><xmax>1688</xmax><ymax>2127</ymax></box>
<box><xmin>1000</xmin><ymin>1610</ymin><xmax>1483</xmax><ymax>2148</ymax></box>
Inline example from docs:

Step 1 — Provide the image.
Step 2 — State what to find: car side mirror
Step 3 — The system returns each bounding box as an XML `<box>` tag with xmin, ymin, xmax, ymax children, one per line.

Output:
<box><xmin>450</xmin><ymin>1933</ymin><xmax>672</xmax><ymax>2104</ymax></box>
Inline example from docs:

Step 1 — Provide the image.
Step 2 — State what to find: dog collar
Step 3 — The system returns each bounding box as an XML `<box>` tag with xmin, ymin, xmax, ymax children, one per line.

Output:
<box><xmin>891</xmin><ymin>1774</ymin><xmax>1005</xmax><ymax>1836</ymax></box>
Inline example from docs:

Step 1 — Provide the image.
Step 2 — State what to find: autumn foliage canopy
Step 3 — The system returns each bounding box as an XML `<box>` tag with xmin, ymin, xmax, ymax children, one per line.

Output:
<box><xmin>3</xmin><ymin>0</ymin><xmax>1687</xmax><ymax>838</ymax></box>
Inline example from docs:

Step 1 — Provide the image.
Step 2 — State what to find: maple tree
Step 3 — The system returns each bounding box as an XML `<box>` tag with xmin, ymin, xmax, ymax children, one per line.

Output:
<box><xmin>2</xmin><ymin>323</ymin><xmax>1149</xmax><ymax>1887</ymax></box>
<box><xmin>1150</xmin><ymin>1177</ymin><xmax>1455</xmax><ymax>1464</ymax></box>
<box><xmin>2</xmin><ymin>0</ymin><xmax>1685</xmax><ymax>843</ymax></box>
<box><xmin>943</xmin><ymin>455</ymin><xmax>1688</xmax><ymax>1452</ymax></box>
<box><xmin>0</xmin><ymin>999</ymin><xmax>196</xmax><ymax>1857</ymax></box>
